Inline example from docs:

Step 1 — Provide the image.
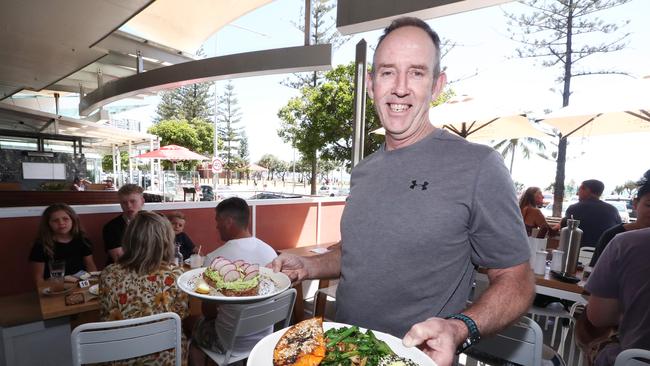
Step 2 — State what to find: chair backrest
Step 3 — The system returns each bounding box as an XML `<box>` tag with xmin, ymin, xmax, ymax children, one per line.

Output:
<box><xmin>467</xmin><ymin>316</ymin><xmax>543</xmax><ymax>366</ymax></box>
<box><xmin>71</xmin><ymin>312</ymin><xmax>182</xmax><ymax>366</ymax></box>
<box><xmin>615</xmin><ymin>349</ymin><xmax>650</xmax><ymax>366</ymax></box>
<box><xmin>216</xmin><ymin>288</ymin><xmax>297</xmax><ymax>363</ymax></box>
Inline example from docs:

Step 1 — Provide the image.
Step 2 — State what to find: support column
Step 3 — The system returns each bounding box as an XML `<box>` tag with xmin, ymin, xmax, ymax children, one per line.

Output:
<box><xmin>128</xmin><ymin>140</ymin><xmax>133</xmax><ymax>184</ymax></box>
<box><xmin>351</xmin><ymin>39</ymin><xmax>367</xmax><ymax>168</ymax></box>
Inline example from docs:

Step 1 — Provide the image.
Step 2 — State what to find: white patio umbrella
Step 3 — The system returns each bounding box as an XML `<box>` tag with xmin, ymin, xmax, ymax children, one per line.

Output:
<box><xmin>539</xmin><ymin>76</ymin><xmax>650</xmax><ymax>138</ymax></box>
<box><xmin>370</xmin><ymin>94</ymin><xmax>547</xmax><ymax>141</ymax></box>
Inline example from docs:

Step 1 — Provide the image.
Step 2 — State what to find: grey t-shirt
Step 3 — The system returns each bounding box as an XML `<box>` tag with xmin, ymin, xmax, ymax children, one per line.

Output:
<box><xmin>336</xmin><ymin>128</ymin><xmax>529</xmax><ymax>337</ymax></box>
<box><xmin>585</xmin><ymin>227</ymin><xmax>650</xmax><ymax>366</ymax></box>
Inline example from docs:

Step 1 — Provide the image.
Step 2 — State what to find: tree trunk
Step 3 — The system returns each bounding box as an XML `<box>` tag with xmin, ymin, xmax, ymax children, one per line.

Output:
<box><xmin>553</xmin><ymin>136</ymin><xmax>567</xmax><ymax>217</ymax></box>
<box><xmin>310</xmin><ymin>155</ymin><xmax>318</xmax><ymax>195</ymax></box>
<box><xmin>553</xmin><ymin>0</ymin><xmax>574</xmax><ymax>216</ymax></box>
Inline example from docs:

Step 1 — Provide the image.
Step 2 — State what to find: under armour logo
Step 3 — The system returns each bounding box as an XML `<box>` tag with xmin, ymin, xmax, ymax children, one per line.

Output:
<box><xmin>409</xmin><ymin>180</ymin><xmax>429</xmax><ymax>190</ymax></box>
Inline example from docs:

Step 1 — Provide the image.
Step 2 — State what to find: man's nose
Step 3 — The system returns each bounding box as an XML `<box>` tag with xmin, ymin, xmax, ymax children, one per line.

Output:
<box><xmin>392</xmin><ymin>72</ymin><xmax>409</xmax><ymax>96</ymax></box>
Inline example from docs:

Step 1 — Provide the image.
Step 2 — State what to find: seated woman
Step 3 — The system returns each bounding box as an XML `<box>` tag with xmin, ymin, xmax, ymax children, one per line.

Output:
<box><xmin>519</xmin><ymin>186</ymin><xmax>549</xmax><ymax>238</ymax></box>
<box><xmin>99</xmin><ymin>211</ymin><xmax>190</xmax><ymax>365</ymax></box>
<box><xmin>71</xmin><ymin>176</ymin><xmax>91</xmax><ymax>191</ymax></box>
<box><xmin>590</xmin><ymin>169</ymin><xmax>650</xmax><ymax>267</ymax></box>
<box><xmin>29</xmin><ymin>203</ymin><xmax>97</xmax><ymax>284</ymax></box>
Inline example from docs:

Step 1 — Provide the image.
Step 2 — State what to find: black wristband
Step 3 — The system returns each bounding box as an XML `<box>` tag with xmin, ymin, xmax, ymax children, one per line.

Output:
<box><xmin>445</xmin><ymin>313</ymin><xmax>481</xmax><ymax>354</ymax></box>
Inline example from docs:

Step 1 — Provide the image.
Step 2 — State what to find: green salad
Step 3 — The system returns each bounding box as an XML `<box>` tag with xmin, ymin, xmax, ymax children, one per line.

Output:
<box><xmin>320</xmin><ymin>326</ymin><xmax>395</xmax><ymax>366</ymax></box>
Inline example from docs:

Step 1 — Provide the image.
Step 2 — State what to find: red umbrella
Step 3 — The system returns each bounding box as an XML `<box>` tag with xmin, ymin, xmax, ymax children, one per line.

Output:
<box><xmin>135</xmin><ymin>144</ymin><xmax>207</xmax><ymax>161</ymax></box>
<box><xmin>135</xmin><ymin>144</ymin><xmax>207</xmax><ymax>171</ymax></box>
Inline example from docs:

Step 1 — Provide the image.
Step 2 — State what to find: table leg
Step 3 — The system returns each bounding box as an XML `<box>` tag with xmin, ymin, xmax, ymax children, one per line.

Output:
<box><xmin>314</xmin><ymin>279</ymin><xmax>330</xmax><ymax>318</ymax></box>
<box><xmin>291</xmin><ymin>283</ymin><xmax>304</xmax><ymax>324</ymax></box>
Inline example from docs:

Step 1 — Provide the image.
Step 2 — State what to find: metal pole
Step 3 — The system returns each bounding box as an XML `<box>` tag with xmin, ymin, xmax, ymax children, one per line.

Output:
<box><xmin>351</xmin><ymin>39</ymin><xmax>367</xmax><ymax>168</ymax></box>
<box><xmin>304</xmin><ymin>0</ymin><xmax>311</xmax><ymax>46</ymax></box>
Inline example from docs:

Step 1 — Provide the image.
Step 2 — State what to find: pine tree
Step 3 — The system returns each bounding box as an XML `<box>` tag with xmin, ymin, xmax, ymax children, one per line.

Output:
<box><xmin>505</xmin><ymin>0</ymin><xmax>631</xmax><ymax>215</ymax></box>
<box><xmin>281</xmin><ymin>0</ymin><xmax>349</xmax><ymax>194</ymax></box>
<box><xmin>216</xmin><ymin>81</ymin><xmax>243</xmax><ymax>185</ymax></box>
<box><xmin>154</xmin><ymin>91</ymin><xmax>180</xmax><ymax>123</ymax></box>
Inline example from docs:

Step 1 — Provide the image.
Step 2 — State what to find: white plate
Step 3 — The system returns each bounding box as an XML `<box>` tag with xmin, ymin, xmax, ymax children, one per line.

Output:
<box><xmin>176</xmin><ymin>267</ymin><xmax>291</xmax><ymax>302</ymax></box>
<box><xmin>88</xmin><ymin>284</ymin><xmax>99</xmax><ymax>296</ymax></box>
<box><xmin>89</xmin><ymin>271</ymin><xmax>101</xmax><ymax>276</ymax></box>
<box><xmin>247</xmin><ymin>321</ymin><xmax>436</xmax><ymax>366</ymax></box>
<box><xmin>42</xmin><ymin>284</ymin><xmax>75</xmax><ymax>296</ymax></box>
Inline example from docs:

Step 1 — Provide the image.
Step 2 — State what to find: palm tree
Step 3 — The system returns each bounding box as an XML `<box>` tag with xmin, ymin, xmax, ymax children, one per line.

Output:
<box><xmin>493</xmin><ymin>137</ymin><xmax>546</xmax><ymax>174</ymax></box>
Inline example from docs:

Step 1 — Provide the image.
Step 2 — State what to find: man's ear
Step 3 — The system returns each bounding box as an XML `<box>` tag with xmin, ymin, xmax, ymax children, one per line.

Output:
<box><xmin>431</xmin><ymin>72</ymin><xmax>447</xmax><ymax>102</ymax></box>
<box><xmin>366</xmin><ymin>72</ymin><xmax>374</xmax><ymax>100</ymax></box>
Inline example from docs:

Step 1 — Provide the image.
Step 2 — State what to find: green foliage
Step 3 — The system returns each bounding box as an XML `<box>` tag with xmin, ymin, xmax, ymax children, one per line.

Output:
<box><xmin>614</xmin><ymin>180</ymin><xmax>638</xmax><ymax>197</ymax></box>
<box><xmin>278</xmin><ymin>63</ymin><xmax>382</xmax><ymax>172</ymax></box>
<box><xmin>154</xmin><ymin>48</ymin><xmax>214</xmax><ymax>123</ymax></box>
<box><xmin>102</xmin><ymin>151</ymin><xmax>129</xmax><ymax>172</ymax></box>
<box><xmin>216</xmin><ymin>81</ymin><xmax>244</xmax><ymax>184</ymax></box>
<box><xmin>147</xmin><ymin>119</ymin><xmax>208</xmax><ymax>170</ymax></box>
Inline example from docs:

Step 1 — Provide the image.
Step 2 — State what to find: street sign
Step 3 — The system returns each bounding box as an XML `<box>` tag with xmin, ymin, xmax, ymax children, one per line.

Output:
<box><xmin>211</xmin><ymin>157</ymin><xmax>223</xmax><ymax>173</ymax></box>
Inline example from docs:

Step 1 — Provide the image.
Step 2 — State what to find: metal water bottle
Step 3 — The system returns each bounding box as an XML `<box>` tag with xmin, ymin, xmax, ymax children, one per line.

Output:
<box><xmin>173</xmin><ymin>243</ymin><xmax>184</xmax><ymax>266</ymax></box>
<box><xmin>559</xmin><ymin>218</ymin><xmax>582</xmax><ymax>275</ymax></box>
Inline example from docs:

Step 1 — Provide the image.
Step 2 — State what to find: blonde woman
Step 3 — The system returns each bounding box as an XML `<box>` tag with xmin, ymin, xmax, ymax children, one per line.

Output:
<box><xmin>519</xmin><ymin>187</ymin><xmax>549</xmax><ymax>237</ymax></box>
<box><xmin>99</xmin><ymin>211</ymin><xmax>189</xmax><ymax>365</ymax></box>
<box><xmin>29</xmin><ymin>203</ymin><xmax>97</xmax><ymax>285</ymax></box>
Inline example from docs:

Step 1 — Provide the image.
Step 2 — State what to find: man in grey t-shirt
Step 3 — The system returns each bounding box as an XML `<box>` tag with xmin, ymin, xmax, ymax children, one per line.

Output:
<box><xmin>271</xmin><ymin>17</ymin><xmax>534</xmax><ymax>366</ymax></box>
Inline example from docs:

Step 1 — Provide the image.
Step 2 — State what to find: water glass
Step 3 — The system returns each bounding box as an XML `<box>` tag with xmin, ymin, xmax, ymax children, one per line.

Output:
<box><xmin>534</xmin><ymin>250</ymin><xmax>548</xmax><ymax>275</ymax></box>
<box><xmin>190</xmin><ymin>254</ymin><xmax>203</xmax><ymax>269</ymax></box>
<box><xmin>49</xmin><ymin>260</ymin><xmax>66</xmax><ymax>291</ymax></box>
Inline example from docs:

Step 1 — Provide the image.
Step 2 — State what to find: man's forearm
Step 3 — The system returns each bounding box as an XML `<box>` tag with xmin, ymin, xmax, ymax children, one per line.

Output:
<box><xmin>464</xmin><ymin>262</ymin><xmax>535</xmax><ymax>336</ymax></box>
<box><xmin>306</xmin><ymin>245</ymin><xmax>341</xmax><ymax>280</ymax></box>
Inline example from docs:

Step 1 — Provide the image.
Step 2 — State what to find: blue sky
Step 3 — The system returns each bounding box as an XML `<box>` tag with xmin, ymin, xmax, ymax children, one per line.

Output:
<box><xmin>202</xmin><ymin>0</ymin><xmax>650</xmax><ymax>194</ymax></box>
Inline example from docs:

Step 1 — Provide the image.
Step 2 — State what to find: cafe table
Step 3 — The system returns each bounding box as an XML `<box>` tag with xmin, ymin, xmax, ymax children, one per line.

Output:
<box><xmin>475</xmin><ymin>268</ymin><xmax>589</xmax><ymax>304</ymax></box>
<box><xmin>277</xmin><ymin>242</ymin><xmax>340</xmax><ymax>322</ymax></box>
<box><xmin>36</xmin><ymin>280</ymin><xmax>100</xmax><ymax>320</ymax></box>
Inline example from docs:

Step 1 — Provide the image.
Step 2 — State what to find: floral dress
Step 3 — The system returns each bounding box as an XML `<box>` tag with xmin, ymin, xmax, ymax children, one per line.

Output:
<box><xmin>99</xmin><ymin>264</ymin><xmax>189</xmax><ymax>366</ymax></box>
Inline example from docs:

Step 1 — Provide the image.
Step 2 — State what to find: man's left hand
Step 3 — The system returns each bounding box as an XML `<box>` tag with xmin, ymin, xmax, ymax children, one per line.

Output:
<box><xmin>402</xmin><ymin>317</ymin><xmax>467</xmax><ymax>366</ymax></box>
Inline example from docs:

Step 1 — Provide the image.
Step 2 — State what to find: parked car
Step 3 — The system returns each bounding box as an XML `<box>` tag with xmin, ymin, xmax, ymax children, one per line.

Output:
<box><xmin>248</xmin><ymin>192</ymin><xmax>302</xmax><ymax>200</ymax></box>
<box><xmin>607</xmin><ymin>200</ymin><xmax>630</xmax><ymax>223</ymax></box>
<box><xmin>318</xmin><ymin>185</ymin><xmax>338</xmax><ymax>197</ymax></box>
<box><xmin>199</xmin><ymin>184</ymin><xmax>214</xmax><ymax>201</ymax></box>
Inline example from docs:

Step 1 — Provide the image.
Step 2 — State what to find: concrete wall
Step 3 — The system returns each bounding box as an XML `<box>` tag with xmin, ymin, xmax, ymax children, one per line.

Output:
<box><xmin>0</xmin><ymin>150</ymin><xmax>87</xmax><ymax>190</ymax></box>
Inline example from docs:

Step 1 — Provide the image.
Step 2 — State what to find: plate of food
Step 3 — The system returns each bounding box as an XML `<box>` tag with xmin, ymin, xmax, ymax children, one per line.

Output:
<box><xmin>42</xmin><ymin>283</ymin><xmax>75</xmax><ymax>296</ymax></box>
<box><xmin>176</xmin><ymin>257</ymin><xmax>291</xmax><ymax>302</ymax></box>
<box><xmin>248</xmin><ymin>318</ymin><xmax>436</xmax><ymax>366</ymax></box>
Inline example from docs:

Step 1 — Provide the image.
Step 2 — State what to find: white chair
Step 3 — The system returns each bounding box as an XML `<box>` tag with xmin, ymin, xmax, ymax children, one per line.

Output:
<box><xmin>528</xmin><ymin>302</ymin><xmax>573</xmax><ymax>355</ymax></box>
<box><xmin>200</xmin><ymin>288</ymin><xmax>297</xmax><ymax>365</ymax></box>
<box><xmin>71</xmin><ymin>312</ymin><xmax>182</xmax><ymax>366</ymax></box>
<box><xmin>615</xmin><ymin>349</ymin><xmax>650</xmax><ymax>366</ymax></box>
<box><xmin>312</xmin><ymin>281</ymin><xmax>338</xmax><ymax>320</ymax></box>
<box><xmin>465</xmin><ymin>316</ymin><xmax>544</xmax><ymax>366</ymax></box>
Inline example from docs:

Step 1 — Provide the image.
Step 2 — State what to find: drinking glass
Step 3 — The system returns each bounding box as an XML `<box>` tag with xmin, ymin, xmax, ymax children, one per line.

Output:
<box><xmin>49</xmin><ymin>260</ymin><xmax>66</xmax><ymax>291</ymax></box>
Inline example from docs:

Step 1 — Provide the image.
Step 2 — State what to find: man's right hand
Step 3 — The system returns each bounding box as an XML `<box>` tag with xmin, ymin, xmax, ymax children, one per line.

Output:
<box><xmin>268</xmin><ymin>253</ymin><xmax>310</xmax><ymax>283</ymax></box>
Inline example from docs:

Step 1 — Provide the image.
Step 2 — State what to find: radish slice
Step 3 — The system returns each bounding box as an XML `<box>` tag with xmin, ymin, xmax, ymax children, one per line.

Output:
<box><xmin>218</xmin><ymin>263</ymin><xmax>236</xmax><ymax>276</ymax></box>
<box><xmin>210</xmin><ymin>258</ymin><xmax>230</xmax><ymax>270</ymax></box>
<box><xmin>223</xmin><ymin>270</ymin><xmax>240</xmax><ymax>282</ymax></box>
<box><xmin>244</xmin><ymin>264</ymin><xmax>259</xmax><ymax>274</ymax></box>
<box><xmin>233</xmin><ymin>259</ymin><xmax>245</xmax><ymax>268</ymax></box>
<box><xmin>243</xmin><ymin>271</ymin><xmax>259</xmax><ymax>281</ymax></box>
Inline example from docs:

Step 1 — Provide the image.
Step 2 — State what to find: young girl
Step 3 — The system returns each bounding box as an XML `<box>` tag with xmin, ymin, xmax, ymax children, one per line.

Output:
<box><xmin>29</xmin><ymin>203</ymin><xmax>97</xmax><ymax>284</ymax></box>
<box><xmin>167</xmin><ymin>211</ymin><xmax>197</xmax><ymax>260</ymax></box>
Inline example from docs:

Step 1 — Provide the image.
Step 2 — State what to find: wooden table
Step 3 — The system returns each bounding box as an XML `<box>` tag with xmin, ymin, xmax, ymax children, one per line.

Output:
<box><xmin>277</xmin><ymin>242</ymin><xmax>340</xmax><ymax>322</ymax></box>
<box><xmin>476</xmin><ymin>269</ymin><xmax>589</xmax><ymax>304</ymax></box>
<box><xmin>535</xmin><ymin>272</ymin><xmax>589</xmax><ymax>304</ymax></box>
<box><xmin>37</xmin><ymin>280</ymin><xmax>100</xmax><ymax>320</ymax></box>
